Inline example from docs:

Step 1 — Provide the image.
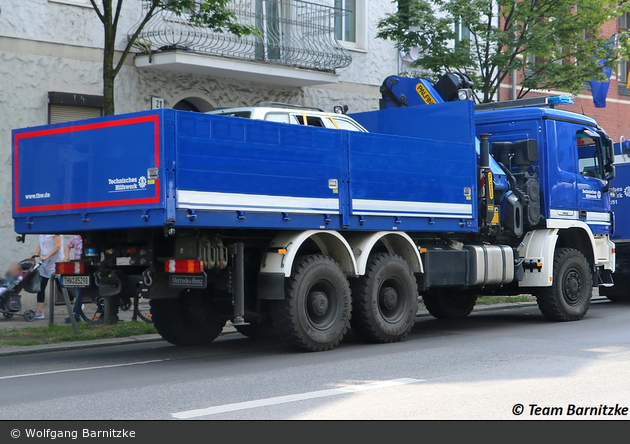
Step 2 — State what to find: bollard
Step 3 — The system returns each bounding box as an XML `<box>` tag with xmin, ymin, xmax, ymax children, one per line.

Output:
<box><xmin>52</xmin><ymin>275</ymin><xmax>79</xmax><ymax>334</ymax></box>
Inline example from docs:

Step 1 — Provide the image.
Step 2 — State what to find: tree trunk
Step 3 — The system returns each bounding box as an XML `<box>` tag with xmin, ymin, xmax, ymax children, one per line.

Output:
<box><xmin>103</xmin><ymin>5</ymin><xmax>116</xmax><ymax>116</ymax></box>
<box><xmin>103</xmin><ymin>59</ymin><xmax>115</xmax><ymax>116</ymax></box>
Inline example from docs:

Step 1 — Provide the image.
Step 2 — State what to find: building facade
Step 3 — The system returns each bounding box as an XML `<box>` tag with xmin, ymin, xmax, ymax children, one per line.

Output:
<box><xmin>0</xmin><ymin>0</ymin><xmax>398</xmax><ymax>264</ymax></box>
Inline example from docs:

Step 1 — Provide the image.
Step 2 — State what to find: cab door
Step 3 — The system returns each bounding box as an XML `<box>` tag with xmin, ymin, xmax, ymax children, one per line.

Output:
<box><xmin>575</xmin><ymin>128</ymin><xmax>612</xmax><ymax>235</ymax></box>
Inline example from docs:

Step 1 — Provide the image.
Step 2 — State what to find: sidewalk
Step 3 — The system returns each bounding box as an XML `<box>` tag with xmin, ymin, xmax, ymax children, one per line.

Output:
<box><xmin>0</xmin><ymin>296</ymin><xmax>549</xmax><ymax>357</ymax></box>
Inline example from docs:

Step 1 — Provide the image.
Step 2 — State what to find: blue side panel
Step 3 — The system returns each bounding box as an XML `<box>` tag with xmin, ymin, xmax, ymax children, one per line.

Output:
<box><xmin>347</xmin><ymin>131</ymin><xmax>477</xmax><ymax>231</ymax></box>
<box><xmin>610</xmin><ymin>160</ymin><xmax>630</xmax><ymax>241</ymax></box>
<box><xmin>351</xmin><ymin>101</ymin><xmax>507</xmax><ymax>192</ymax></box>
<box><xmin>351</xmin><ymin>100</ymin><xmax>474</xmax><ymax>144</ymax></box>
<box><xmin>348</xmin><ymin>101</ymin><xmax>478</xmax><ymax>232</ymax></box>
<box><xmin>12</xmin><ymin>110</ymin><xmax>170</xmax><ymax>234</ymax></box>
<box><xmin>173</xmin><ymin>112</ymin><xmax>346</xmax><ymax>229</ymax></box>
<box><xmin>173</xmin><ymin>106</ymin><xmax>479</xmax><ymax>232</ymax></box>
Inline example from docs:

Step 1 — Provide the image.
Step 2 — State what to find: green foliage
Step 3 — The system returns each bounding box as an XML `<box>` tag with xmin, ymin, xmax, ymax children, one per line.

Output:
<box><xmin>378</xmin><ymin>0</ymin><xmax>630</xmax><ymax>102</ymax></box>
<box><xmin>145</xmin><ymin>0</ymin><xmax>257</xmax><ymax>35</ymax></box>
<box><xmin>90</xmin><ymin>1</ymin><xmax>258</xmax><ymax>115</ymax></box>
<box><xmin>0</xmin><ymin>321</ymin><xmax>157</xmax><ymax>346</ymax></box>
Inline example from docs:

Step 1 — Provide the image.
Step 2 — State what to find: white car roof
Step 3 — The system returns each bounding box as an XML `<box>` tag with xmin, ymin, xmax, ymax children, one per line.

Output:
<box><xmin>206</xmin><ymin>103</ymin><xmax>368</xmax><ymax>132</ymax></box>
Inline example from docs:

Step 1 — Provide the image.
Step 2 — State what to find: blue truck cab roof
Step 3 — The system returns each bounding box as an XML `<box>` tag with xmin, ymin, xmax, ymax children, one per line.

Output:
<box><xmin>475</xmin><ymin>105</ymin><xmax>599</xmax><ymax>128</ymax></box>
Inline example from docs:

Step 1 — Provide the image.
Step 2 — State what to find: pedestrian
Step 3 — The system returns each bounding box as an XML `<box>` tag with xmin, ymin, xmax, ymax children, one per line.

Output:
<box><xmin>63</xmin><ymin>235</ymin><xmax>83</xmax><ymax>324</ymax></box>
<box><xmin>30</xmin><ymin>234</ymin><xmax>64</xmax><ymax>320</ymax></box>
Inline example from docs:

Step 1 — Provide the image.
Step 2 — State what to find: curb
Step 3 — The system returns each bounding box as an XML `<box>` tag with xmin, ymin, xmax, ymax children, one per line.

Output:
<box><xmin>0</xmin><ymin>298</ymin><xmax>609</xmax><ymax>357</ymax></box>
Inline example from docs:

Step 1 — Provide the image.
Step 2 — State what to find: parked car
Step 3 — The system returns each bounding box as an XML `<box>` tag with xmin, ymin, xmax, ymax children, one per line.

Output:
<box><xmin>206</xmin><ymin>102</ymin><xmax>368</xmax><ymax>132</ymax></box>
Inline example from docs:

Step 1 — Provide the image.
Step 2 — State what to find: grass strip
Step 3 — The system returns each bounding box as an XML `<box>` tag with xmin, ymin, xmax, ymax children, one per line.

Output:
<box><xmin>0</xmin><ymin>321</ymin><xmax>157</xmax><ymax>346</ymax></box>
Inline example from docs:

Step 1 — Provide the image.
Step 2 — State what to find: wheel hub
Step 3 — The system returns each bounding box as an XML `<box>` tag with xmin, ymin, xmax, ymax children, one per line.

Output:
<box><xmin>380</xmin><ymin>286</ymin><xmax>399</xmax><ymax>310</ymax></box>
<box><xmin>309</xmin><ymin>291</ymin><xmax>329</xmax><ymax>316</ymax></box>
<box><xmin>564</xmin><ymin>270</ymin><xmax>582</xmax><ymax>303</ymax></box>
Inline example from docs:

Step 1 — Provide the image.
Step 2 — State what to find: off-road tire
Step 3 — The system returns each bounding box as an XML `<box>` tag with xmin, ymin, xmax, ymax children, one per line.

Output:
<box><xmin>535</xmin><ymin>248</ymin><xmax>592</xmax><ymax>321</ymax></box>
<box><xmin>150</xmin><ymin>290</ymin><xmax>225</xmax><ymax>346</ymax></box>
<box><xmin>271</xmin><ymin>255</ymin><xmax>351</xmax><ymax>352</ymax></box>
<box><xmin>350</xmin><ymin>253</ymin><xmax>418</xmax><ymax>343</ymax></box>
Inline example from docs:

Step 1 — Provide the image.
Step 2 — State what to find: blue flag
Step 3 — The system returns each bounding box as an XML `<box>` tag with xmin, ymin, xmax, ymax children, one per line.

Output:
<box><xmin>591</xmin><ymin>36</ymin><xmax>616</xmax><ymax>108</ymax></box>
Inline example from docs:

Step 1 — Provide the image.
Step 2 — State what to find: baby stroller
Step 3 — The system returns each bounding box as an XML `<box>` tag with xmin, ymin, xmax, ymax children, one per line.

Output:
<box><xmin>0</xmin><ymin>258</ymin><xmax>42</xmax><ymax>322</ymax></box>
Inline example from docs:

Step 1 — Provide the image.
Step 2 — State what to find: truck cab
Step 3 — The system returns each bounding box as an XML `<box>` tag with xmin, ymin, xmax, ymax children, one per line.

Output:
<box><xmin>474</xmin><ymin>104</ymin><xmax>615</xmax><ymax>291</ymax></box>
<box><xmin>475</xmin><ymin>106</ymin><xmax>615</xmax><ymax>237</ymax></box>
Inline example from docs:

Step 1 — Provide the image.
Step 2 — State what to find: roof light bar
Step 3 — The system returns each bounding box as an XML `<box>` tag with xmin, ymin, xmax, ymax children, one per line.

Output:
<box><xmin>476</xmin><ymin>94</ymin><xmax>574</xmax><ymax>112</ymax></box>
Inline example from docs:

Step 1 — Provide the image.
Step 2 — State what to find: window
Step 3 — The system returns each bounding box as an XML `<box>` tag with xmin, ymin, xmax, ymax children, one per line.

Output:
<box><xmin>324</xmin><ymin>116</ymin><xmax>364</xmax><ymax>131</ymax></box>
<box><xmin>264</xmin><ymin>113</ymin><xmax>291</xmax><ymax>124</ymax></box>
<box><xmin>48</xmin><ymin>92</ymin><xmax>103</xmax><ymax>124</ymax></box>
<box><xmin>454</xmin><ymin>17</ymin><xmax>470</xmax><ymax>41</ymax></box>
<box><xmin>295</xmin><ymin>115</ymin><xmax>326</xmax><ymax>127</ymax></box>
<box><xmin>254</xmin><ymin>0</ymin><xmax>284</xmax><ymax>62</ymax></box>
<box><xmin>577</xmin><ymin>130</ymin><xmax>603</xmax><ymax>180</ymax></box>
<box><xmin>334</xmin><ymin>0</ymin><xmax>366</xmax><ymax>50</ymax></box>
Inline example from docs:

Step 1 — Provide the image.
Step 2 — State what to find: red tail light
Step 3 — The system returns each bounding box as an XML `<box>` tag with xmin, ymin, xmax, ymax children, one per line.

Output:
<box><xmin>55</xmin><ymin>261</ymin><xmax>86</xmax><ymax>275</ymax></box>
<box><xmin>164</xmin><ymin>259</ymin><xmax>204</xmax><ymax>273</ymax></box>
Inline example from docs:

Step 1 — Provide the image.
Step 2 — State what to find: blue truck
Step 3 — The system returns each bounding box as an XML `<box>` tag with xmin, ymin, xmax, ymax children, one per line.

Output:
<box><xmin>12</xmin><ymin>77</ymin><xmax>616</xmax><ymax>352</ymax></box>
<box><xmin>600</xmin><ymin>140</ymin><xmax>630</xmax><ymax>302</ymax></box>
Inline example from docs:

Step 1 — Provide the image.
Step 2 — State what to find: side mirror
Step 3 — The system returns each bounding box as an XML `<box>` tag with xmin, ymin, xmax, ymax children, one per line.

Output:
<box><xmin>333</xmin><ymin>105</ymin><xmax>349</xmax><ymax>114</ymax></box>
<box><xmin>606</xmin><ymin>139</ymin><xmax>614</xmax><ymax>166</ymax></box>
<box><xmin>603</xmin><ymin>165</ymin><xmax>616</xmax><ymax>193</ymax></box>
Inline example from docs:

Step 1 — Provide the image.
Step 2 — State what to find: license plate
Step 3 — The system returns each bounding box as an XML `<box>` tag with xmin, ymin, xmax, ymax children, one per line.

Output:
<box><xmin>61</xmin><ymin>275</ymin><xmax>91</xmax><ymax>288</ymax></box>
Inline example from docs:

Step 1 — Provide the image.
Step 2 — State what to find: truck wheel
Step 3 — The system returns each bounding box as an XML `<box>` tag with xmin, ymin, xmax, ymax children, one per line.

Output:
<box><xmin>422</xmin><ymin>289</ymin><xmax>477</xmax><ymax>319</ymax></box>
<box><xmin>535</xmin><ymin>248</ymin><xmax>592</xmax><ymax>321</ymax></box>
<box><xmin>351</xmin><ymin>253</ymin><xmax>418</xmax><ymax>343</ymax></box>
<box><xmin>271</xmin><ymin>255</ymin><xmax>351</xmax><ymax>352</ymax></box>
<box><xmin>150</xmin><ymin>290</ymin><xmax>226</xmax><ymax>346</ymax></box>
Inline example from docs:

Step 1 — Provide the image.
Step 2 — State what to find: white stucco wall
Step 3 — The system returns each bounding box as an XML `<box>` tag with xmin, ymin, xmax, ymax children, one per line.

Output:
<box><xmin>0</xmin><ymin>0</ymin><xmax>398</xmax><ymax>273</ymax></box>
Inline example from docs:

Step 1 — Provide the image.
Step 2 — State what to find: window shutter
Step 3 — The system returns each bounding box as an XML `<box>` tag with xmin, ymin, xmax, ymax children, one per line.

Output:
<box><xmin>49</xmin><ymin>104</ymin><xmax>102</xmax><ymax>124</ymax></box>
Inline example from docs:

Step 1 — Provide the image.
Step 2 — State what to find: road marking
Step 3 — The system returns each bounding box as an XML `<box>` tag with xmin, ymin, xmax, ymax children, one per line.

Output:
<box><xmin>172</xmin><ymin>378</ymin><xmax>424</xmax><ymax>419</ymax></box>
<box><xmin>0</xmin><ymin>360</ymin><xmax>165</xmax><ymax>380</ymax></box>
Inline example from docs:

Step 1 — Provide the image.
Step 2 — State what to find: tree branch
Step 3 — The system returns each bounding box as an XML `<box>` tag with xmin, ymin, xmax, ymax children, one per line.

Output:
<box><xmin>90</xmin><ymin>0</ymin><xmax>105</xmax><ymax>23</ymax></box>
<box><xmin>113</xmin><ymin>2</ymin><xmax>160</xmax><ymax>76</ymax></box>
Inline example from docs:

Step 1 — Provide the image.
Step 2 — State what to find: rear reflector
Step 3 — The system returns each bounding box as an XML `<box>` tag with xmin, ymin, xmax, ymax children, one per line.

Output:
<box><xmin>164</xmin><ymin>259</ymin><xmax>204</xmax><ymax>273</ymax></box>
<box><xmin>55</xmin><ymin>261</ymin><xmax>86</xmax><ymax>275</ymax></box>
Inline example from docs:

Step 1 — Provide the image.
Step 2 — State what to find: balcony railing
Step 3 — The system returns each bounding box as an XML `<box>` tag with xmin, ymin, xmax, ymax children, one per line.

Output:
<box><xmin>130</xmin><ymin>0</ymin><xmax>352</xmax><ymax>72</ymax></box>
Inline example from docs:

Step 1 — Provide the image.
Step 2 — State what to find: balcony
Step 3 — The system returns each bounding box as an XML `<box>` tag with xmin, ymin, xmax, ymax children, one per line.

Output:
<box><xmin>130</xmin><ymin>0</ymin><xmax>352</xmax><ymax>87</ymax></box>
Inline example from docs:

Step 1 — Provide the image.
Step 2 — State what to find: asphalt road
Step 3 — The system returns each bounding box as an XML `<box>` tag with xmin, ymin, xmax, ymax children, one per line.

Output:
<box><xmin>0</xmin><ymin>298</ymin><xmax>629</xmax><ymax>420</ymax></box>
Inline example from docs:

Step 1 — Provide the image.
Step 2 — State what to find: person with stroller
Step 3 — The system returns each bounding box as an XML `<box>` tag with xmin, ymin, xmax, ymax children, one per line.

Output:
<box><xmin>63</xmin><ymin>235</ymin><xmax>83</xmax><ymax>324</ymax></box>
<box><xmin>0</xmin><ymin>263</ymin><xmax>24</xmax><ymax>296</ymax></box>
<box><xmin>30</xmin><ymin>234</ymin><xmax>64</xmax><ymax>320</ymax></box>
